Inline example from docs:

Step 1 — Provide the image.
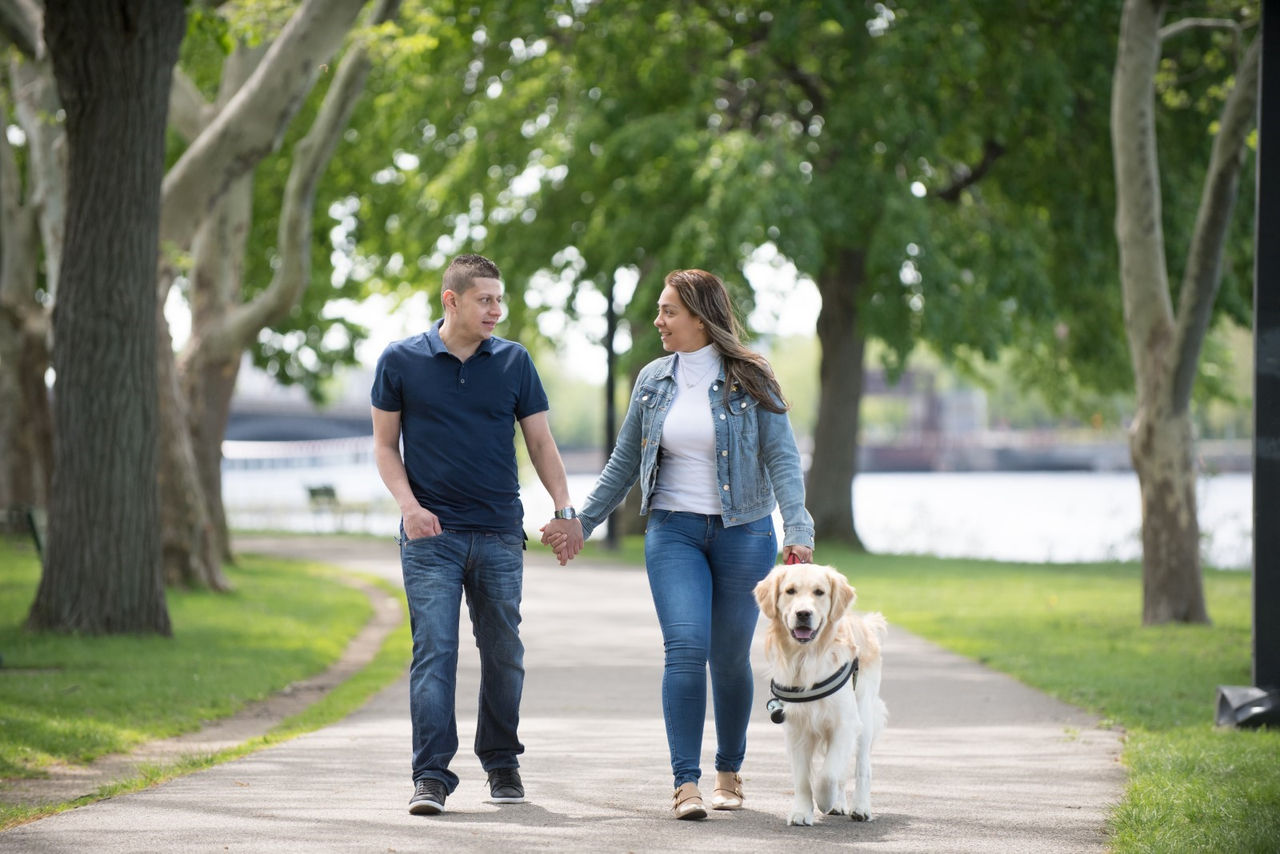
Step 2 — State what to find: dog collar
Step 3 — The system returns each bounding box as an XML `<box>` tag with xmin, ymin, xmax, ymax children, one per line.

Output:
<box><xmin>769</xmin><ymin>657</ymin><xmax>859</xmax><ymax>704</ymax></box>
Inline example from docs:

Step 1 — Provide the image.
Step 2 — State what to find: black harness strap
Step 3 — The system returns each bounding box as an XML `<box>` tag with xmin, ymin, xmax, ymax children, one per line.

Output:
<box><xmin>769</xmin><ymin>657</ymin><xmax>859</xmax><ymax>704</ymax></box>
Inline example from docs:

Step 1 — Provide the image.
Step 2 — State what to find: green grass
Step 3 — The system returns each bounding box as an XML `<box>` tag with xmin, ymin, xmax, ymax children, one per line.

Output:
<box><xmin>814</xmin><ymin>544</ymin><xmax>1278</xmax><ymax>854</ymax></box>
<box><xmin>0</xmin><ymin>536</ymin><xmax>409</xmax><ymax>828</ymax></box>
<box><xmin>581</xmin><ymin>538</ymin><xmax>1279</xmax><ymax>851</ymax></box>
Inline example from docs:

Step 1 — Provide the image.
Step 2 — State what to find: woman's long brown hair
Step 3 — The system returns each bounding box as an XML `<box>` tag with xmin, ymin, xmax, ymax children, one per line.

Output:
<box><xmin>663</xmin><ymin>269</ymin><xmax>788</xmax><ymax>414</ymax></box>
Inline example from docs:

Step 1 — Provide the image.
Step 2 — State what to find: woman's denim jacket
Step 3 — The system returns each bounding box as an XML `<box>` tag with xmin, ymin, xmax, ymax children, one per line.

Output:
<box><xmin>578</xmin><ymin>354</ymin><xmax>816</xmax><ymax>548</ymax></box>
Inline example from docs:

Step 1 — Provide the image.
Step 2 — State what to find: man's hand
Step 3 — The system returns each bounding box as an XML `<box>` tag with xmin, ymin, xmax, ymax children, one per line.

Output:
<box><xmin>402</xmin><ymin>504</ymin><xmax>442</xmax><ymax>540</ymax></box>
<box><xmin>540</xmin><ymin>517</ymin><xmax>584</xmax><ymax>566</ymax></box>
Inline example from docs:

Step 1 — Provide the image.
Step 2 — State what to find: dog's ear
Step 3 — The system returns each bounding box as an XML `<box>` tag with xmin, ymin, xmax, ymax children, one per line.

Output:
<box><xmin>754</xmin><ymin>568</ymin><xmax>780</xmax><ymax>620</ymax></box>
<box><xmin>828</xmin><ymin>567</ymin><xmax>856</xmax><ymax>617</ymax></box>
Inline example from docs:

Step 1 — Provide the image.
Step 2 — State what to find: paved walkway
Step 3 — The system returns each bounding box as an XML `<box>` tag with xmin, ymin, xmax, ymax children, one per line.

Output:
<box><xmin>3</xmin><ymin>536</ymin><xmax>1125</xmax><ymax>852</ymax></box>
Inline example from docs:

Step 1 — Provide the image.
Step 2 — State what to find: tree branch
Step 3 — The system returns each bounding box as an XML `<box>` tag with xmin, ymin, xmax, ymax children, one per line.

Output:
<box><xmin>11</xmin><ymin>56</ymin><xmax>65</xmax><ymax>299</ymax></box>
<box><xmin>1113</xmin><ymin>0</ymin><xmax>1175</xmax><ymax>406</ymax></box>
<box><xmin>159</xmin><ymin>0</ymin><xmax>369</xmax><ymax>253</ymax></box>
<box><xmin>1158</xmin><ymin>17</ymin><xmax>1239</xmax><ymax>42</ymax></box>
<box><xmin>1170</xmin><ymin>33</ymin><xmax>1260</xmax><ymax>412</ymax></box>
<box><xmin>0</xmin><ymin>0</ymin><xmax>42</xmax><ymax>60</ymax></box>
<box><xmin>935</xmin><ymin>139</ymin><xmax>1007</xmax><ymax>202</ymax></box>
<box><xmin>211</xmin><ymin>0</ymin><xmax>403</xmax><ymax>357</ymax></box>
<box><xmin>168</xmin><ymin>68</ymin><xmax>214</xmax><ymax>143</ymax></box>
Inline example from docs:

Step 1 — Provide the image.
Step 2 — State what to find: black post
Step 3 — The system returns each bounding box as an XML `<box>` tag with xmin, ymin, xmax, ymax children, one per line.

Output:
<box><xmin>1217</xmin><ymin>0</ymin><xmax>1280</xmax><ymax>728</ymax></box>
<box><xmin>603</xmin><ymin>282</ymin><xmax>620</xmax><ymax>550</ymax></box>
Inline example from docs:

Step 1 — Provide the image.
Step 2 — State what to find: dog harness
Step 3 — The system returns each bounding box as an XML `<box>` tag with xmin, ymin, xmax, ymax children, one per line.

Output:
<box><xmin>767</xmin><ymin>658</ymin><xmax>859</xmax><ymax>724</ymax></box>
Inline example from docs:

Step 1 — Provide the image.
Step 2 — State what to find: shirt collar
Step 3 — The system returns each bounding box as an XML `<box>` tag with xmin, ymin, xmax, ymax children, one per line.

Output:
<box><xmin>425</xmin><ymin>319</ymin><xmax>494</xmax><ymax>359</ymax></box>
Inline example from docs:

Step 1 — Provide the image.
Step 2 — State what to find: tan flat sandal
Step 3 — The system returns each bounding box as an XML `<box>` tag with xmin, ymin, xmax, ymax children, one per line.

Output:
<box><xmin>711</xmin><ymin>771</ymin><xmax>744</xmax><ymax>810</ymax></box>
<box><xmin>672</xmin><ymin>782</ymin><xmax>707</xmax><ymax>820</ymax></box>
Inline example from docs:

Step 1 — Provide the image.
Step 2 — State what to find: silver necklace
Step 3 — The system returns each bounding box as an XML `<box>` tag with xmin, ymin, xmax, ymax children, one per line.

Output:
<box><xmin>679</xmin><ymin>357</ymin><xmax>718</xmax><ymax>389</ymax></box>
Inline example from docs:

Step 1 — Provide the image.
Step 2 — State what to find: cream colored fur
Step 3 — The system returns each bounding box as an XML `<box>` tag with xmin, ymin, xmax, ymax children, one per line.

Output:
<box><xmin>754</xmin><ymin>563</ymin><xmax>888</xmax><ymax>826</ymax></box>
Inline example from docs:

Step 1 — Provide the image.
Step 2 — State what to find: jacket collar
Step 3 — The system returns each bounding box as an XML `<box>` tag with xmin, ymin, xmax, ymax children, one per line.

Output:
<box><xmin>652</xmin><ymin>354</ymin><xmax>728</xmax><ymax>385</ymax></box>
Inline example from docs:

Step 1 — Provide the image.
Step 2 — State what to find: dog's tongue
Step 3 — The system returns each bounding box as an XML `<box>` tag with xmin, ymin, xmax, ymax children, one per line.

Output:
<box><xmin>791</xmin><ymin>627</ymin><xmax>815</xmax><ymax>643</ymax></box>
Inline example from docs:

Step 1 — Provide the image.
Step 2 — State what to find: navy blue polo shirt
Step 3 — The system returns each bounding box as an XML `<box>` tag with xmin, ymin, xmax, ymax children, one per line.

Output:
<box><xmin>370</xmin><ymin>321</ymin><xmax>549</xmax><ymax>533</ymax></box>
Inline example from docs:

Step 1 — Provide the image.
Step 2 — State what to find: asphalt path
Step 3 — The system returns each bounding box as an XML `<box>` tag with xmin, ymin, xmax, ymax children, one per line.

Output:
<box><xmin>3</xmin><ymin>535</ymin><xmax>1125</xmax><ymax>853</ymax></box>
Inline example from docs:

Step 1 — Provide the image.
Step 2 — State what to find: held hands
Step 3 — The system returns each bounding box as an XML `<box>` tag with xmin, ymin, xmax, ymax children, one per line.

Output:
<box><xmin>540</xmin><ymin>517</ymin><xmax>584</xmax><ymax>566</ymax></box>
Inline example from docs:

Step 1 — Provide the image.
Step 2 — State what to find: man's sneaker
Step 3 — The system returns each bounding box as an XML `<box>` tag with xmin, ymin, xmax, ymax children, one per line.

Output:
<box><xmin>409</xmin><ymin>778</ymin><xmax>447</xmax><ymax>815</ymax></box>
<box><xmin>487</xmin><ymin>768</ymin><xmax>525</xmax><ymax>803</ymax></box>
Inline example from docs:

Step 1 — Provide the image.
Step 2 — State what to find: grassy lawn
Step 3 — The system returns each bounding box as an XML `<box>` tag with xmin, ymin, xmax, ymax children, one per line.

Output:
<box><xmin>0</xmin><ymin>536</ymin><xmax>410</xmax><ymax>828</ymax></box>
<box><xmin>581</xmin><ymin>538</ymin><xmax>1277</xmax><ymax>852</ymax></box>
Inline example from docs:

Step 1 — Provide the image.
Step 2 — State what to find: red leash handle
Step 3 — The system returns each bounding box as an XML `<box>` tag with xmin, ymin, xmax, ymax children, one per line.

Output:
<box><xmin>785</xmin><ymin>552</ymin><xmax>807</xmax><ymax>565</ymax></box>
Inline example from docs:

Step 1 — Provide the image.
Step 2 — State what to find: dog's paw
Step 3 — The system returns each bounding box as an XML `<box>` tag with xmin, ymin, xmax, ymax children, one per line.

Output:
<box><xmin>815</xmin><ymin>781</ymin><xmax>846</xmax><ymax>815</ymax></box>
<box><xmin>850</xmin><ymin>809</ymin><xmax>873</xmax><ymax>822</ymax></box>
<box><xmin>786</xmin><ymin>811</ymin><xmax>815</xmax><ymax>826</ymax></box>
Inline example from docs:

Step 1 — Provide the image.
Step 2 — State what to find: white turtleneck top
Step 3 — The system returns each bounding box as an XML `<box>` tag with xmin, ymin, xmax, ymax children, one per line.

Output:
<box><xmin>650</xmin><ymin>344</ymin><xmax>723</xmax><ymax>515</ymax></box>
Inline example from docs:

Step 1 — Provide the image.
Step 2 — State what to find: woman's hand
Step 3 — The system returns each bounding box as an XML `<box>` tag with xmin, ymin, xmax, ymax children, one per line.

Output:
<box><xmin>781</xmin><ymin>544</ymin><xmax>813</xmax><ymax>564</ymax></box>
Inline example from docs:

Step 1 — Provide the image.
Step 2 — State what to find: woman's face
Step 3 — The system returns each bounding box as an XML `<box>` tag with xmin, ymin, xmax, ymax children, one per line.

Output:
<box><xmin>654</xmin><ymin>285</ymin><xmax>710</xmax><ymax>353</ymax></box>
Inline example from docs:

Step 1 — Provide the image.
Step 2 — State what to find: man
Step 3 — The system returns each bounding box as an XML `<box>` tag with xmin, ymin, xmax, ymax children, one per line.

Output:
<box><xmin>371</xmin><ymin>254</ymin><xmax>584</xmax><ymax>816</ymax></box>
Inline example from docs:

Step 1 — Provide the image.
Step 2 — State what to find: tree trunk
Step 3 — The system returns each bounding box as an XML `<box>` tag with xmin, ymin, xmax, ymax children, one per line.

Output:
<box><xmin>27</xmin><ymin>0</ymin><xmax>185</xmax><ymax>634</ymax></box>
<box><xmin>185</xmin><ymin>351</ymin><xmax>242</xmax><ymax>563</ymax></box>
<box><xmin>164</xmin><ymin>1</ymin><xmax>399</xmax><ymax>562</ymax></box>
<box><xmin>0</xmin><ymin>90</ymin><xmax>37</xmax><ymax>513</ymax></box>
<box><xmin>1130</xmin><ymin>407</ymin><xmax>1207</xmax><ymax>622</ymax></box>
<box><xmin>808</xmin><ymin>249</ymin><xmax>867</xmax><ymax>548</ymax></box>
<box><xmin>157</xmin><ymin>267</ymin><xmax>228</xmax><ymax>590</ymax></box>
<box><xmin>0</xmin><ymin>56</ymin><xmax>57</xmax><ymax>516</ymax></box>
<box><xmin>1110</xmin><ymin>0</ymin><xmax>1258</xmax><ymax>625</ymax></box>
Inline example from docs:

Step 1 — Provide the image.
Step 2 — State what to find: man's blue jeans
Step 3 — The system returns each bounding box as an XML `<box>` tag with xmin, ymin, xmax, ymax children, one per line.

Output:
<box><xmin>643</xmin><ymin>510</ymin><xmax>777</xmax><ymax>788</ymax></box>
<box><xmin>399</xmin><ymin>528</ymin><xmax>526</xmax><ymax>792</ymax></box>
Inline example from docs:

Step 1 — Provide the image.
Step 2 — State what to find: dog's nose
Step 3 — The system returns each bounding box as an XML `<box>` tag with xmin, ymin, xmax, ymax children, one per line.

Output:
<box><xmin>794</xmin><ymin>610</ymin><xmax>812</xmax><ymax>624</ymax></box>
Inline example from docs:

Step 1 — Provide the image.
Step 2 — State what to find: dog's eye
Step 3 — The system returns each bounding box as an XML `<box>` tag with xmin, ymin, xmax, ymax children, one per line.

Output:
<box><xmin>814</xmin><ymin>589</ymin><xmax>825</xmax><ymax>596</ymax></box>
<box><xmin>784</xmin><ymin>586</ymin><xmax>796</xmax><ymax>595</ymax></box>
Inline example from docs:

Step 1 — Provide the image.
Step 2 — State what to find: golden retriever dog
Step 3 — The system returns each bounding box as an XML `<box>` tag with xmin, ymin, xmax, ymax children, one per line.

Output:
<box><xmin>754</xmin><ymin>562</ymin><xmax>887</xmax><ymax>826</ymax></box>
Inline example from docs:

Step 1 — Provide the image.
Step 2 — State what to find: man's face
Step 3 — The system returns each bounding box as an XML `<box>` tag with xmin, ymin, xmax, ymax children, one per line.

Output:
<box><xmin>446</xmin><ymin>277</ymin><xmax>504</xmax><ymax>339</ymax></box>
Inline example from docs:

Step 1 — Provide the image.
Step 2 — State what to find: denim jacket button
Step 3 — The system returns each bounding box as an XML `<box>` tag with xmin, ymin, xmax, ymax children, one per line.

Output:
<box><xmin>719</xmin><ymin>413</ymin><xmax>726</xmax><ymax>420</ymax></box>
<box><xmin>722</xmin><ymin>484</ymin><xmax>730</xmax><ymax>491</ymax></box>
<box><xmin>642</xmin><ymin>394</ymin><xmax>649</xmax><ymax>401</ymax></box>
<box><xmin>721</xmin><ymin>450</ymin><xmax>728</xmax><ymax>456</ymax></box>
<box><xmin>740</xmin><ymin>401</ymin><xmax>747</xmax><ymax>408</ymax></box>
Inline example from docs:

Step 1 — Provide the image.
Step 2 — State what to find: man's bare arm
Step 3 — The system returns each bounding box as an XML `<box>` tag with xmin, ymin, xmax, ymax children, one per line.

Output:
<box><xmin>372</xmin><ymin>406</ymin><xmax>440</xmax><ymax>539</ymax></box>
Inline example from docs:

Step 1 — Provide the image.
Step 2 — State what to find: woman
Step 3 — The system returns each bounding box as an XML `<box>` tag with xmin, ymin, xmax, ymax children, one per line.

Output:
<box><xmin>545</xmin><ymin>269</ymin><xmax>814</xmax><ymax>819</ymax></box>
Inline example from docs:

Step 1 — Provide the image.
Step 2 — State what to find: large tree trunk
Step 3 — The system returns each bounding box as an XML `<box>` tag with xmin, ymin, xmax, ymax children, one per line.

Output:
<box><xmin>808</xmin><ymin>249</ymin><xmax>867</xmax><ymax>548</ymax></box>
<box><xmin>27</xmin><ymin>0</ymin><xmax>185</xmax><ymax>634</ymax></box>
<box><xmin>1112</xmin><ymin>0</ymin><xmax>1258</xmax><ymax>625</ymax></box>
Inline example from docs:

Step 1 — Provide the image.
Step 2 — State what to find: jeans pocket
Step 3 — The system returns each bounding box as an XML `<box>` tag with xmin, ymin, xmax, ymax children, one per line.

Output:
<box><xmin>742</xmin><ymin>515</ymin><xmax>775</xmax><ymax>538</ymax></box>
<box><xmin>645</xmin><ymin>509</ymin><xmax>675</xmax><ymax>533</ymax></box>
<box><xmin>497</xmin><ymin>531</ymin><xmax>527</xmax><ymax>552</ymax></box>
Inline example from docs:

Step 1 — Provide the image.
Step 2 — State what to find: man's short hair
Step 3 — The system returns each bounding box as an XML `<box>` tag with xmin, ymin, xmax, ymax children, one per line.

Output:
<box><xmin>443</xmin><ymin>253</ymin><xmax>502</xmax><ymax>295</ymax></box>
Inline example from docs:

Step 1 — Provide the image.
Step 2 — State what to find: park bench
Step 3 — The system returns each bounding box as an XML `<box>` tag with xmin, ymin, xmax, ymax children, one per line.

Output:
<box><xmin>304</xmin><ymin>484</ymin><xmax>372</xmax><ymax>533</ymax></box>
<box><xmin>306</xmin><ymin>484</ymin><xmax>338</xmax><ymax>509</ymax></box>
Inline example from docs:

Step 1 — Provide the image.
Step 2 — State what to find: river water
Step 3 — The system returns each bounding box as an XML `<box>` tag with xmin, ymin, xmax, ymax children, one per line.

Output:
<box><xmin>222</xmin><ymin>443</ymin><xmax>1252</xmax><ymax>569</ymax></box>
